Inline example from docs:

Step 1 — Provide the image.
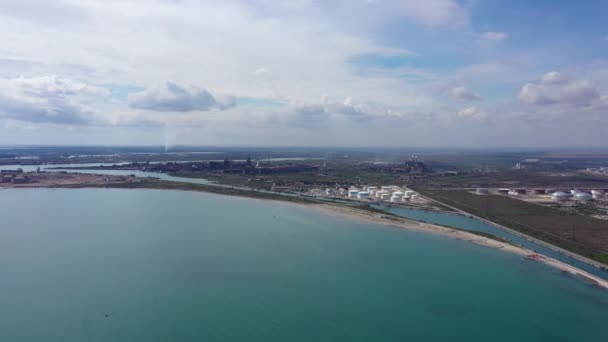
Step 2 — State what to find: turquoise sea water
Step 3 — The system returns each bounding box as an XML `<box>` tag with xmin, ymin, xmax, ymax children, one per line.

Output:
<box><xmin>0</xmin><ymin>189</ymin><xmax>607</xmax><ymax>341</ymax></box>
<box><xmin>373</xmin><ymin>205</ymin><xmax>608</xmax><ymax>281</ymax></box>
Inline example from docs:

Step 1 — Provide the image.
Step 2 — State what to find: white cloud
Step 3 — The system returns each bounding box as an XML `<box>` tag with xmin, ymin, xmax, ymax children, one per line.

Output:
<box><xmin>450</xmin><ymin>86</ymin><xmax>482</xmax><ymax>101</ymax></box>
<box><xmin>243</xmin><ymin>0</ymin><xmax>468</xmax><ymax>28</ymax></box>
<box><xmin>481</xmin><ymin>31</ymin><xmax>508</xmax><ymax>41</ymax></box>
<box><xmin>128</xmin><ymin>82</ymin><xmax>236</xmax><ymax>112</ymax></box>
<box><xmin>518</xmin><ymin>71</ymin><xmax>601</xmax><ymax>107</ymax></box>
<box><xmin>457</xmin><ymin>106</ymin><xmax>486</xmax><ymax>120</ymax></box>
<box><xmin>0</xmin><ymin>75</ymin><xmax>109</xmax><ymax>124</ymax></box>
<box><xmin>386</xmin><ymin>0</ymin><xmax>469</xmax><ymax>27</ymax></box>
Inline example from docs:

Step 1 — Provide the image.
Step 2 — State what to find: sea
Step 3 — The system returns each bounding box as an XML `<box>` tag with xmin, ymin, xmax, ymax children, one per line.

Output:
<box><xmin>0</xmin><ymin>188</ymin><xmax>606</xmax><ymax>341</ymax></box>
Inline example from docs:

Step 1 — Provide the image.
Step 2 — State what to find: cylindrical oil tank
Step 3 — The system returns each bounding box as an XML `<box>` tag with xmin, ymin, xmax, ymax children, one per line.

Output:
<box><xmin>357</xmin><ymin>191</ymin><xmax>370</xmax><ymax>200</ymax></box>
<box><xmin>591</xmin><ymin>190</ymin><xmax>605</xmax><ymax>198</ymax></box>
<box><xmin>574</xmin><ymin>192</ymin><xmax>592</xmax><ymax>202</ymax></box>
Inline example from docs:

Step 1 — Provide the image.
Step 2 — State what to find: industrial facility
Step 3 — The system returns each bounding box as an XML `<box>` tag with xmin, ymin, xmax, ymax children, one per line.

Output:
<box><xmin>331</xmin><ymin>185</ymin><xmax>423</xmax><ymax>204</ymax></box>
<box><xmin>472</xmin><ymin>187</ymin><xmax>608</xmax><ymax>207</ymax></box>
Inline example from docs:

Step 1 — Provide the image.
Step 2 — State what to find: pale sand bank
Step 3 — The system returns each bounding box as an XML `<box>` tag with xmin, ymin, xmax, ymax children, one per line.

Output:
<box><xmin>313</xmin><ymin>204</ymin><xmax>608</xmax><ymax>290</ymax></box>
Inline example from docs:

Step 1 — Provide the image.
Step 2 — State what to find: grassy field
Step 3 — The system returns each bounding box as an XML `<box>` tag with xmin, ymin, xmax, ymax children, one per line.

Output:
<box><xmin>414</xmin><ymin>189</ymin><xmax>608</xmax><ymax>266</ymax></box>
<box><xmin>56</xmin><ymin>179</ymin><xmax>318</xmax><ymax>204</ymax></box>
<box><xmin>170</xmin><ymin>165</ymin><xmax>404</xmax><ymax>191</ymax></box>
<box><xmin>417</xmin><ymin>170</ymin><xmax>608</xmax><ymax>188</ymax></box>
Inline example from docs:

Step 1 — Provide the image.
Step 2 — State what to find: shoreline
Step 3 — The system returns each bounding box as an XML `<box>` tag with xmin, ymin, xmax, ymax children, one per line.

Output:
<box><xmin>311</xmin><ymin>203</ymin><xmax>608</xmax><ymax>290</ymax></box>
<box><xmin>3</xmin><ymin>181</ymin><xmax>608</xmax><ymax>290</ymax></box>
<box><xmin>416</xmin><ymin>193</ymin><xmax>608</xmax><ymax>276</ymax></box>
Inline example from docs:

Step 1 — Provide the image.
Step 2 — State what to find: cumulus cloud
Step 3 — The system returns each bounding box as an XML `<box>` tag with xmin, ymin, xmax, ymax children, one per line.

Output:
<box><xmin>518</xmin><ymin>71</ymin><xmax>601</xmax><ymax>107</ymax></box>
<box><xmin>269</xmin><ymin>96</ymin><xmax>401</xmax><ymax>127</ymax></box>
<box><xmin>128</xmin><ymin>82</ymin><xmax>236</xmax><ymax>112</ymax></box>
<box><xmin>450</xmin><ymin>86</ymin><xmax>482</xmax><ymax>102</ymax></box>
<box><xmin>0</xmin><ymin>75</ymin><xmax>109</xmax><ymax>125</ymax></box>
<box><xmin>481</xmin><ymin>31</ymin><xmax>508</xmax><ymax>41</ymax></box>
<box><xmin>457</xmin><ymin>106</ymin><xmax>486</xmax><ymax>120</ymax></box>
<box><xmin>292</xmin><ymin>97</ymin><xmax>392</xmax><ymax>120</ymax></box>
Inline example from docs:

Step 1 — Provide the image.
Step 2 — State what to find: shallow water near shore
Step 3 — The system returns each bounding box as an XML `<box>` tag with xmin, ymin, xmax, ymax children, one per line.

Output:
<box><xmin>373</xmin><ymin>205</ymin><xmax>608</xmax><ymax>281</ymax></box>
<box><xmin>0</xmin><ymin>189</ymin><xmax>607</xmax><ymax>341</ymax></box>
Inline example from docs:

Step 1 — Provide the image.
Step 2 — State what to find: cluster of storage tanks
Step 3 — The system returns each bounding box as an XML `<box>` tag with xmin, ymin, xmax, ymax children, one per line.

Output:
<box><xmin>347</xmin><ymin>185</ymin><xmax>418</xmax><ymax>202</ymax></box>
<box><xmin>551</xmin><ymin>189</ymin><xmax>605</xmax><ymax>202</ymax></box>
<box><xmin>487</xmin><ymin>187</ymin><xmax>606</xmax><ymax>202</ymax></box>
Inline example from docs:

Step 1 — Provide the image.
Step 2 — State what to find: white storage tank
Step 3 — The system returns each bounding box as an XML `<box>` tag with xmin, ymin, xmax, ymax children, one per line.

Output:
<box><xmin>390</xmin><ymin>195</ymin><xmax>401</xmax><ymax>203</ymax></box>
<box><xmin>357</xmin><ymin>191</ymin><xmax>370</xmax><ymax>200</ymax></box>
<box><xmin>410</xmin><ymin>194</ymin><xmax>419</xmax><ymax>201</ymax></box>
<box><xmin>380</xmin><ymin>193</ymin><xmax>391</xmax><ymax>201</ymax></box>
<box><xmin>591</xmin><ymin>190</ymin><xmax>605</xmax><ymax>198</ymax></box>
<box><xmin>367</xmin><ymin>186</ymin><xmax>378</xmax><ymax>193</ymax></box>
<box><xmin>348</xmin><ymin>189</ymin><xmax>359</xmax><ymax>198</ymax></box>
<box><xmin>574</xmin><ymin>192</ymin><xmax>592</xmax><ymax>202</ymax></box>
<box><xmin>404</xmin><ymin>190</ymin><xmax>416</xmax><ymax>197</ymax></box>
<box><xmin>552</xmin><ymin>191</ymin><xmax>570</xmax><ymax>202</ymax></box>
<box><xmin>392</xmin><ymin>191</ymin><xmax>405</xmax><ymax>198</ymax></box>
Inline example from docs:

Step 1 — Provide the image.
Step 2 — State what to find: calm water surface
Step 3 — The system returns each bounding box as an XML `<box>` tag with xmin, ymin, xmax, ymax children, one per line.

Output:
<box><xmin>0</xmin><ymin>189</ymin><xmax>606</xmax><ymax>341</ymax></box>
<box><xmin>374</xmin><ymin>205</ymin><xmax>608</xmax><ymax>281</ymax></box>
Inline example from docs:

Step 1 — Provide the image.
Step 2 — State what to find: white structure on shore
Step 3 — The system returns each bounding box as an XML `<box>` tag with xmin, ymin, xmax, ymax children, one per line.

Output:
<box><xmin>357</xmin><ymin>191</ymin><xmax>370</xmax><ymax>200</ymax></box>
<box><xmin>390</xmin><ymin>191</ymin><xmax>404</xmax><ymax>202</ymax></box>
<box><xmin>591</xmin><ymin>190</ymin><xmax>605</xmax><ymax>199</ymax></box>
<box><xmin>574</xmin><ymin>192</ymin><xmax>593</xmax><ymax>202</ymax></box>
<box><xmin>552</xmin><ymin>191</ymin><xmax>570</xmax><ymax>202</ymax></box>
<box><xmin>340</xmin><ymin>185</ymin><xmax>423</xmax><ymax>203</ymax></box>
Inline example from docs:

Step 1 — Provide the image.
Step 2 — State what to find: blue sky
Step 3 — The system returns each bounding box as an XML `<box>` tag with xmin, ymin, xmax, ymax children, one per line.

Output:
<box><xmin>0</xmin><ymin>0</ymin><xmax>606</xmax><ymax>147</ymax></box>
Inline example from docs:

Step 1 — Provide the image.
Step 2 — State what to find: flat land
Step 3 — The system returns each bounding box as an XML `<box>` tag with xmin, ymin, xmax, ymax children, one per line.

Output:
<box><xmin>0</xmin><ymin>172</ymin><xmax>142</xmax><ymax>188</ymax></box>
<box><xmin>415</xmin><ymin>189</ymin><xmax>608</xmax><ymax>265</ymax></box>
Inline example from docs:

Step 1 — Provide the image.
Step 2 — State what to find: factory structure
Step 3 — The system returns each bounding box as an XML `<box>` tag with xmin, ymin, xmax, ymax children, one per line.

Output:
<box><xmin>329</xmin><ymin>185</ymin><xmax>422</xmax><ymax>203</ymax></box>
<box><xmin>0</xmin><ymin>169</ymin><xmax>29</xmax><ymax>184</ymax></box>
<box><xmin>474</xmin><ymin>187</ymin><xmax>607</xmax><ymax>204</ymax></box>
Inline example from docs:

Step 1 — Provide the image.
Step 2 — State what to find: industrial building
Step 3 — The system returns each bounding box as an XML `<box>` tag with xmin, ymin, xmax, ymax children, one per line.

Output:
<box><xmin>333</xmin><ymin>184</ymin><xmax>422</xmax><ymax>205</ymax></box>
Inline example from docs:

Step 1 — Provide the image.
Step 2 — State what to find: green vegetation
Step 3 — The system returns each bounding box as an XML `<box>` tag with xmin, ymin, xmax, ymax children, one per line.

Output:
<box><xmin>55</xmin><ymin>179</ymin><xmax>318</xmax><ymax>204</ymax></box>
<box><xmin>415</xmin><ymin>189</ymin><xmax>608</xmax><ymax>265</ymax></box>
<box><xmin>418</xmin><ymin>170</ymin><xmax>608</xmax><ymax>189</ymax></box>
<box><xmin>170</xmin><ymin>162</ymin><xmax>406</xmax><ymax>191</ymax></box>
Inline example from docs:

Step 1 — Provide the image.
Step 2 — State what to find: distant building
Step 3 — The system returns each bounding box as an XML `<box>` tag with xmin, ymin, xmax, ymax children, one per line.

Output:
<box><xmin>12</xmin><ymin>176</ymin><xmax>26</xmax><ymax>184</ymax></box>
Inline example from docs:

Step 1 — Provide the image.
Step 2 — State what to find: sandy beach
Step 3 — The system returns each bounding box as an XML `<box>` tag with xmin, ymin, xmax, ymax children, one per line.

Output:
<box><xmin>313</xmin><ymin>203</ymin><xmax>608</xmax><ymax>290</ymax></box>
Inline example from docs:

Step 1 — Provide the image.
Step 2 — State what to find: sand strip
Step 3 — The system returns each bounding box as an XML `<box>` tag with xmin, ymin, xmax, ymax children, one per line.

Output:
<box><xmin>313</xmin><ymin>204</ymin><xmax>608</xmax><ymax>290</ymax></box>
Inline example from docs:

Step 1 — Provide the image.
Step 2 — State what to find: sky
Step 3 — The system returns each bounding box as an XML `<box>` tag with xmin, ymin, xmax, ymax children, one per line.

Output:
<box><xmin>0</xmin><ymin>0</ymin><xmax>607</xmax><ymax>148</ymax></box>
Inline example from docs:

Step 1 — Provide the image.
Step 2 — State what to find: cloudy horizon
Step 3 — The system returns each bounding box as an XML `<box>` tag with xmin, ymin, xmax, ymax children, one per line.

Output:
<box><xmin>0</xmin><ymin>0</ymin><xmax>607</xmax><ymax>147</ymax></box>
